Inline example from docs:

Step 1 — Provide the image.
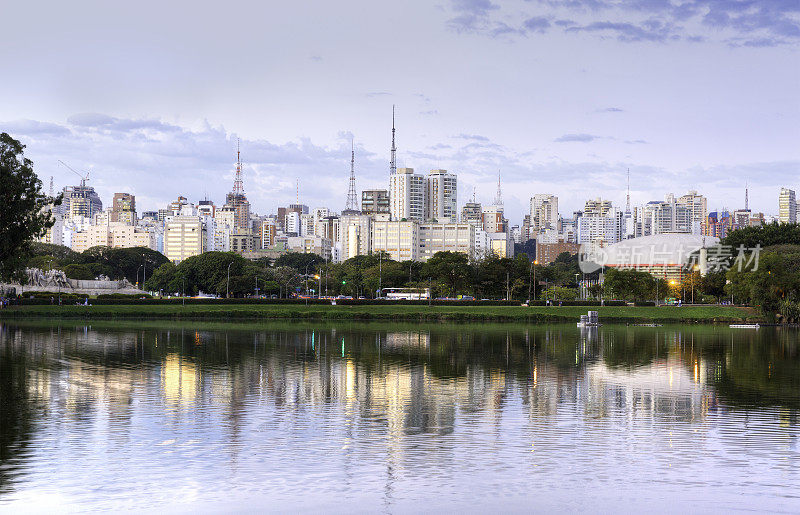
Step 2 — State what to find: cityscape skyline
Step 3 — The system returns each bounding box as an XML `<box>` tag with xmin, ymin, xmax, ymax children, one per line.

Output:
<box><xmin>1</xmin><ymin>110</ymin><xmax>789</xmax><ymax>225</ymax></box>
<box><xmin>1</xmin><ymin>1</ymin><xmax>797</xmax><ymax>224</ymax></box>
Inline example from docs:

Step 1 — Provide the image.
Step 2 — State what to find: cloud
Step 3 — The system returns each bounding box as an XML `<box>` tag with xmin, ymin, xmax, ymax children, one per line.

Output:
<box><xmin>443</xmin><ymin>0</ymin><xmax>800</xmax><ymax>45</ymax></box>
<box><xmin>523</xmin><ymin>16</ymin><xmax>551</xmax><ymax>33</ymax></box>
<box><xmin>67</xmin><ymin>113</ymin><xmax>116</xmax><ymax>127</ymax></box>
<box><xmin>365</xmin><ymin>91</ymin><xmax>392</xmax><ymax>98</ymax></box>
<box><xmin>600</xmin><ymin>107</ymin><xmax>624</xmax><ymax>112</ymax></box>
<box><xmin>455</xmin><ymin>133</ymin><xmax>490</xmax><ymax>141</ymax></box>
<box><xmin>420</xmin><ymin>110</ymin><xmax>439</xmax><ymax>116</ymax></box>
<box><xmin>554</xmin><ymin>133</ymin><xmax>599</xmax><ymax>142</ymax></box>
<box><xmin>5</xmin><ymin>114</ymin><xmax>393</xmax><ymax>217</ymax></box>
<box><xmin>625</xmin><ymin>139</ymin><xmax>648</xmax><ymax>144</ymax></box>
<box><xmin>2</xmin><ymin>120</ymin><xmax>71</xmax><ymax>137</ymax></box>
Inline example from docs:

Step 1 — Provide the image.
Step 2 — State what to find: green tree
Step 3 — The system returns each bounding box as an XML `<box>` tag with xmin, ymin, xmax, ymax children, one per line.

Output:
<box><xmin>0</xmin><ymin>133</ymin><xmax>61</xmax><ymax>281</ymax></box>
<box><xmin>421</xmin><ymin>251</ymin><xmax>473</xmax><ymax>297</ymax></box>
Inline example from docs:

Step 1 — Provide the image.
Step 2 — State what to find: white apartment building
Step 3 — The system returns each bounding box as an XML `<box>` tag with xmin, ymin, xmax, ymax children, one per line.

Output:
<box><xmin>481</xmin><ymin>205</ymin><xmax>506</xmax><ymax>233</ymax></box>
<box><xmin>418</xmin><ymin>222</ymin><xmax>474</xmax><ymax>260</ymax></box>
<box><xmin>389</xmin><ymin>167</ymin><xmax>425</xmax><ymax>221</ymax></box>
<box><xmin>286</xmin><ymin>236</ymin><xmax>332</xmax><ymax>261</ymax></box>
<box><xmin>164</xmin><ymin>216</ymin><xmax>206</xmax><ymax>263</ymax></box>
<box><xmin>488</xmin><ymin>232</ymin><xmax>514</xmax><ymax>258</ymax></box>
<box><xmin>779</xmin><ymin>188</ymin><xmax>797</xmax><ymax>224</ymax></box>
<box><xmin>70</xmin><ymin>223</ymin><xmax>156</xmax><ymax>253</ymax></box>
<box><xmin>425</xmin><ymin>169</ymin><xmax>457</xmax><ymax>222</ymax></box>
<box><xmin>372</xmin><ymin>220</ymin><xmax>420</xmax><ymax>261</ymax></box>
<box><xmin>339</xmin><ymin>214</ymin><xmax>372</xmax><ymax>262</ymax></box>
<box><xmin>642</xmin><ymin>194</ymin><xmax>692</xmax><ymax>235</ymax></box>
<box><xmin>577</xmin><ymin>208</ymin><xmax>624</xmax><ymax>254</ymax></box>
<box><xmin>677</xmin><ymin>190</ymin><xmax>707</xmax><ymax>234</ymax></box>
<box><xmin>530</xmin><ymin>194</ymin><xmax>559</xmax><ymax>233</ymax></box>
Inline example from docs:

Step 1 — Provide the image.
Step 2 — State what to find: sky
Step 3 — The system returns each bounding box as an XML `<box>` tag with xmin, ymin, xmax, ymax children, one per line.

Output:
<box><xmin>1</xmin><ymin>0</ymin><xmax>798</xmax><ymax>223</ymax></box>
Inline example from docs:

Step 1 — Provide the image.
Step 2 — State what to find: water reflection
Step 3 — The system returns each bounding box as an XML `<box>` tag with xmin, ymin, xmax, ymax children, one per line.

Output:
<box><xmin>1</xmin><ymin>321</ymin><xmax>800</xmax><ymax>511</ymax></box>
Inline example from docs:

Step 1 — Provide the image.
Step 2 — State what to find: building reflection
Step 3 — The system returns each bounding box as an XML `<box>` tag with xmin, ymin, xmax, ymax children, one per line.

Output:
<box><xmin>2</xmin><ymin>320</ymin><xmax>800</xmax><ymax>493</ymax></box>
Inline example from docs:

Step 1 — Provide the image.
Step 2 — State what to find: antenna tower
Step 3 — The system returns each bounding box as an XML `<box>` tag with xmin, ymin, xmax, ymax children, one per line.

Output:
<box><xmin>745</xmin><ymin>183</ymin><xmax>749</xmax><ymax>210</ymax></box>
<box><xmin>49</xmin><ymin>176</ymin><xmax>54</xmax><ymax>197</ymax></box>
<box><xmin>626</xmin><ymin>168</ymin><xmax>631</xmax><ymax>213</ymax></box>
<box><xmin>232</xmin><ymin>139</ymin><xmax>244</xmax><ymax>194</ymax></box>
<box><xmin>493</xmin><ymin>170</ymin><xmax>503</xmax><ymax>207</ymax></box>
<box><xmin>390</xmin><ymin>105</ymin><xmax>397</xmax><ymax>175</ymax></box>
<box><xmin>345</xmin><ymin>139</ymin><xmax>358</xmax><ymax>211</ymax></box>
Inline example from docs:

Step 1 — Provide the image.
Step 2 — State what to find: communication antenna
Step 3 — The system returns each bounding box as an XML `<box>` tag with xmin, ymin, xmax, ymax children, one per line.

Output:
<box><xmin>493</xmin><ymin>170</ymin><xmax>503</xmax><ymax>207</ymax></box>
<box><xmin>232</xmin><ymin>138</ymin><xmax>244</xmax><ymax>194</ymax></box>
<box><xmin>626</xmin><ymin>168</ymin><xmax>631</xmax><ymax>213</ymax></box>
<box><xmin>744</xmin><ymin>183</ymin><xmax>750</xmax><ymax>211</ymax></box>
<box><xmin>49</xmin><ymin>176</ymin><xmax>54</xmax><ymax>197</ymax></box>
<box><xmin>390</xmin><ymin>105</ymin><xmax>397</xmax><ymax>175</ymax></box>
<box><xmin>345</xmin><ymin>138</ymin><xmax>359</xmax><ymax>211</ymax></box>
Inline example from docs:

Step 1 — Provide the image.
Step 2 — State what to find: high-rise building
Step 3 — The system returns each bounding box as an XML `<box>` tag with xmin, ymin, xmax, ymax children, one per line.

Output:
<box><xmin>461</xmin><ymin>201</ymin><xmax>482</xmax><ymax>226</ymax></box>
<box><xmin>425</xmin><ymin>169</ymin><xmax>457</xmax><ymax>222</ymax></box>
<box><xmin>779</xmin><ymin>188</ymin><xmax>797</xmax><ymax>223</ymax></box>
<box><xmin>198</xmin><ymin>199</ymin><xmax>216</xmax><ymax>218</ymax></box>
<box><xmin>643</xmin><ymin>194</ymin><xmax>692</xmax><ymax>235</ymax></box>
<box><xmin>481</xmin><ymin>205</ymin><xmax>506</xmax><ymax>233</ymax></box>
<box><xmin>372</xmin><ymin>220</ymin><xmax>420</xmax><ymax>261</ymax></box>
<box><xmin>677</xmin><ymin>190</ymin><xmax>707</xmax><ymax>234</ymax></box>
<box><xmin>389</xmin><ymin>167</ymin><xmax>425</xmax><ymax>221</ymax></box>
<box><xmin>529</xmin><ymin>194</ymin><xmax>559</xmax><ymax>234</ymax></box>
<box><xmin>110</xmin><ymin>193</ymin><xmax>136</xmax><ymax>225</ymax></box>
<box><xmin>705</xmin><ymin>211</ymin><xmax>734</xmax><ymax>238</ymax></box>
<box><xmin>583</xmin><ymin>198</ymin><xmax>613</xmax><ymax>217</ymax></box>
<box><xmin>61</xmin><ymin>184</ymin><xmax>103</xmax><ymax>222</ymax></box>
<box><xmin>361</xmin><ymin>189</ymin><xmax>390</xmax><ymax>215</ymax></box>
<box><xmin>164</xmin><ymin>216</ymin><xmax>206</xmax><ymax>263</ymax></box>
<box><xmin>577</xmin><ymin>207</ymin><xmax>624</xmax><ymax>253</ymax></box>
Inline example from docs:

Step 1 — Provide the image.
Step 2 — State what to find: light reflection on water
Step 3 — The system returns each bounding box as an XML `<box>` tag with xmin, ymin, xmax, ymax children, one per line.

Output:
<box><xmin>1</xmin><ymin>321</ymin><xmax>800</xmax><ymax>512</ymax></box>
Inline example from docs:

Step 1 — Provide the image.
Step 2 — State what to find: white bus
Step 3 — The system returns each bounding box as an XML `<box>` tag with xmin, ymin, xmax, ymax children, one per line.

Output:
<box><xmin>381</xmin><ymin>287</ymin><xmax>430</xmax><ymax>300</ymax></box>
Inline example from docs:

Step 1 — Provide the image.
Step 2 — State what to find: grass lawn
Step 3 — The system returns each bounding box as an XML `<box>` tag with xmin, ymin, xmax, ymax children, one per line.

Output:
<box><xmin>0</xmin><ymin>303</ymin><xmax>761</xmax><ymax>323</ymax></box>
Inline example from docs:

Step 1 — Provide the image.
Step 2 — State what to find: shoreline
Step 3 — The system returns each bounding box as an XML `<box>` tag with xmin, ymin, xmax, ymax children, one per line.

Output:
<box><xmin>0</xmin><ymin>304</ymin><xmax>762</xmax><ymax>324</ymax></box>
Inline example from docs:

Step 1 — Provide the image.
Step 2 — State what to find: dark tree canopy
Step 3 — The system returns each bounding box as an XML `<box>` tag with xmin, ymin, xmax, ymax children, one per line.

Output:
<box><xmin>0</xmin><ymin>133</ymin><xmax>61</xmax><ymax>281</ymax></box>
<box><xmin>722</xmin><ymin>222</ymin><xmax>800</xmax><ymax>249</ymax></box>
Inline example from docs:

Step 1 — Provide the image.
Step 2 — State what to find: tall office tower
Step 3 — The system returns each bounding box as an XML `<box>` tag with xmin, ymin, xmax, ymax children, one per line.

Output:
<box><xmin>225</xmin><ymin>142</ymin><xmax>251</xmax><ymax>231</ymax></box>
<box><xmin>779</xmin><ymin>188</ymin><xmax>797</xmax><ymax>223</ymax></box>
<box><xmin>461</xmin><ymin>201</ymin><xmax>482</xmax><ymax>226</ymax></box>
<box><xmin>583</xmin><ymin>198</ymin><xmax>613</xmax><ymax>217</ymax></box>
<box><xmin>61</xmin><ymin>184</ymin><xmax>103</xmax><ymax>222</ymax></box>
<box><xmin>677</xmin><ymin>190</ymin><xmax>708</xmax><ymax>234</ymax></box>
<box><xmin>390</xmin><ymin>167</ymin><xmax>425</xmax><ymax>221</ymax></box>
<box><xmin>361</xmin><ymin>189</ymin><xmax>390</xmax><ymax>215</ymax></box>
<box><xmin>110</xmin><ymin>193</ymin><xmax>136</xmax><ymax>225</ymax></box>
<box><xmin>529</xmin><ymin>194</ymin><xmax>559</xmax><ymax>234</ymax></box>
<box><xmin>425</xmin><ymin>169</ymin><xmax>457</xmax><ymax>222</ymax></box>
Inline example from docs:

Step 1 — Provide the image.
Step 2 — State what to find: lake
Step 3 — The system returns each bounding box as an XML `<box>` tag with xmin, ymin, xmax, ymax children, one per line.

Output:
<box><xmin>1</xmin><ymin>321</ymin><xmax>799</xmax><ymax>512</ymax></box>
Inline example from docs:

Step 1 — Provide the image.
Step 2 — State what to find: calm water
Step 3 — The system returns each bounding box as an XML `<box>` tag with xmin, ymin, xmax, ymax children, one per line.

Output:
<box><xmin>1</xmin><ymin>320</ymin><xmax>800</xmax><ymax>513</ymax></box>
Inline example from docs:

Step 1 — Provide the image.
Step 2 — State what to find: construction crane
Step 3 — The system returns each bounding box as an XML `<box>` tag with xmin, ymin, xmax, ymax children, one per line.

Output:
<box><xmin>58</xmin><ymin>160</ymin><xmax>90</xmax><ymax>188</ymax></box>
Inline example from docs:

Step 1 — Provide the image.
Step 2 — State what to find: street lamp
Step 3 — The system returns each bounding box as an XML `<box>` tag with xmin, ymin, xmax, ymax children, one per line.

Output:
<box><xmin>227</xmin><ymin>262</ymin><xmax>233</xmax><ymax>299</ymax></box>
<box><xmin>314</xmin><ymin>274</ymin><xmax>321</xmax><ymax>298</ymax></box>
<box><xmin>528</xmin><ymin>260</ymin><xmax>538</xmax><ymax>303</ymax></box>
<box><xmin>136</xmin><ymin>264</ymin><xmax>143</xmax><ymax>289</ymax></box>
